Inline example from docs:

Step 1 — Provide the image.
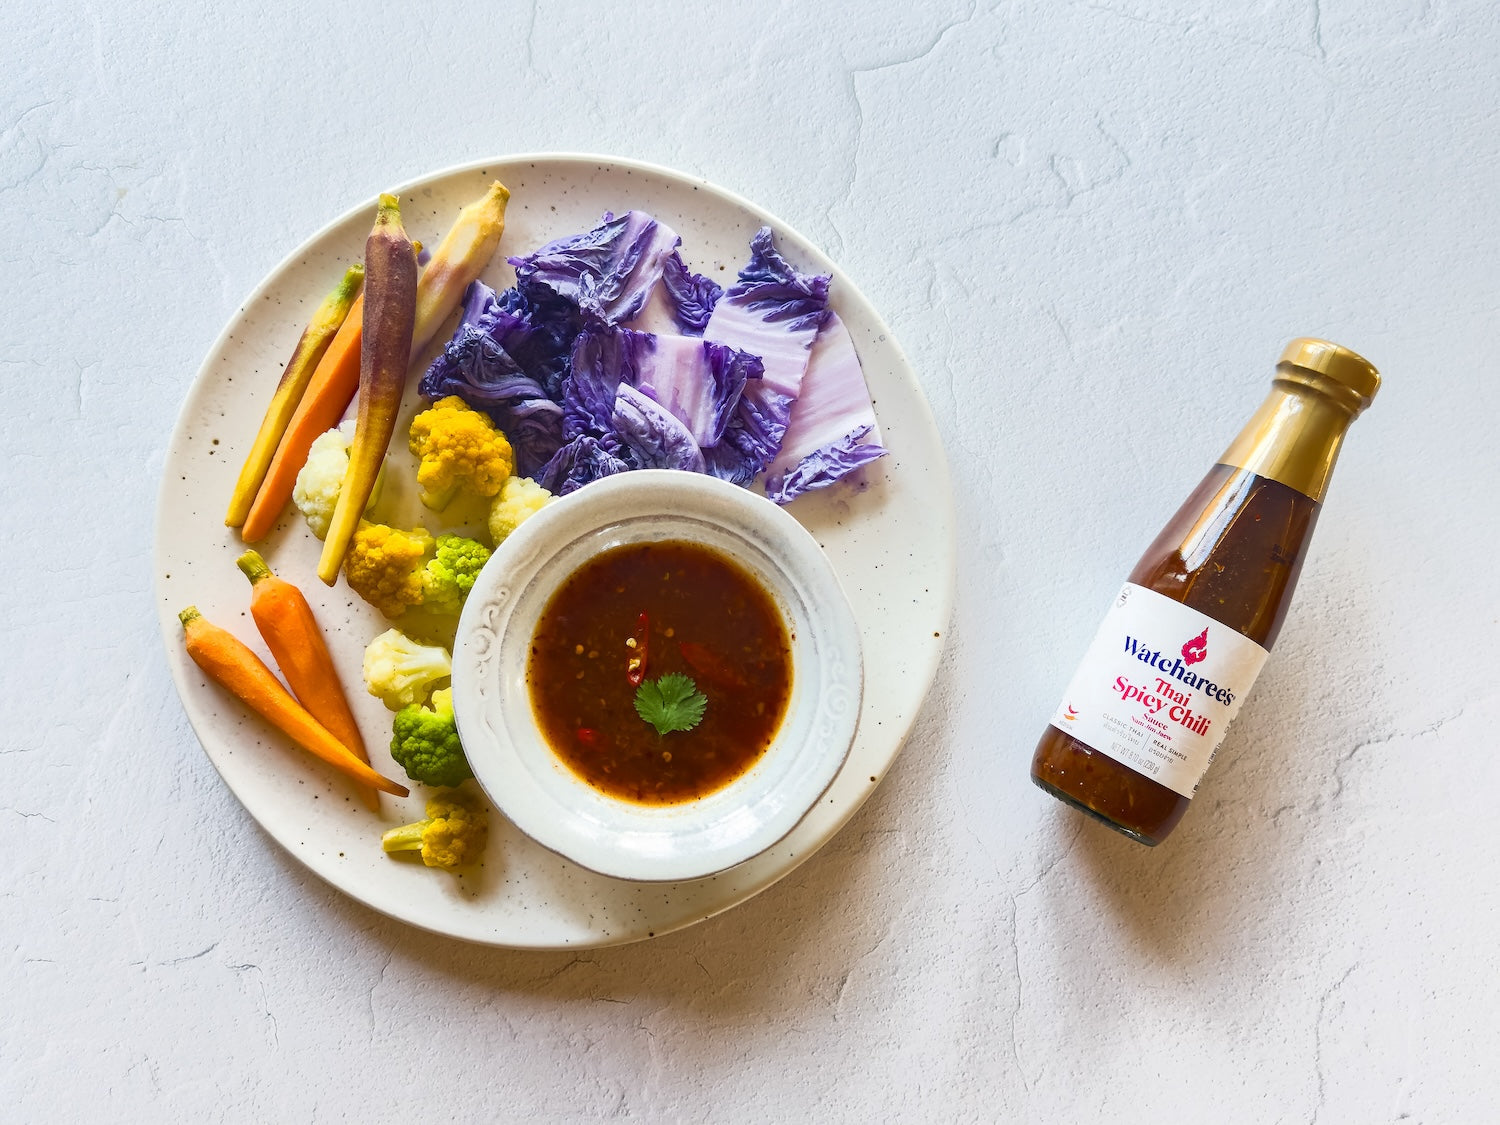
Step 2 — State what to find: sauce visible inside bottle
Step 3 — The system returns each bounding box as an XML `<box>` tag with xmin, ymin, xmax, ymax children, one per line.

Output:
<box><xmin>1031</xmin><ymin>466</ymin><xmax>1320</xmax><ymax>843</ymax></box>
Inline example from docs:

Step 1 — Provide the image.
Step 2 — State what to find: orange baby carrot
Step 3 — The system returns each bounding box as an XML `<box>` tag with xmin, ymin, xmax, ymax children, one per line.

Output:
<box><xmin>179</xmin><ymin>606</ymin><xmax>408</xmax><ymax>798</ymax></box>
<box><xmin>226</xmin><ymin>264</ymin><xmax>363</xmax><ymax>529</ymax></box>
<box><xmin>236</xmin><ymin>550</ymin><xmax>380</xmax><ymax>811</ymax></box>
<box><xmin>239</xmin><ymin>291</ymin><xmax>367</xmax><ymax>542</ymax></box>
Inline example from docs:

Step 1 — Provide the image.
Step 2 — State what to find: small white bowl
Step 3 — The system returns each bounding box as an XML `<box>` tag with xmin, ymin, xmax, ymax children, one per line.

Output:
<box><xmin>451</xmin><ymin>470</ymin><xmax>864</xmax><ymax>882</ymax></box>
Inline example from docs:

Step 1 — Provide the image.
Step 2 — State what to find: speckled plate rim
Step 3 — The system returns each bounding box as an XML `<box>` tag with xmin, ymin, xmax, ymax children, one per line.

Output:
<box><xmin>155</xmin><ymin>152</ymin><xmax>956</xmax><ymax>949</ymax></box>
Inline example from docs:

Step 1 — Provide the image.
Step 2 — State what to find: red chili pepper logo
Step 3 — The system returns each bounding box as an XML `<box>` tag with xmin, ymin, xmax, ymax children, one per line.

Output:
<box><xmin>1181</xmin><ymin>627</ymin><xmax>1209</xmax><ymax>666</ymax></box>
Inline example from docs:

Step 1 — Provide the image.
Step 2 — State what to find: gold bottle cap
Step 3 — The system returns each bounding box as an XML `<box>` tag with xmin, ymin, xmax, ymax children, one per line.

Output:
<box><xmin>1277</xmin><ymin>338</ymin><xmax>1380</xmax><ymax>415</ymax></box>
<box><xmin>1221</xmin><ymin>338</ymin><xmax>1380</xmax><ymax>500</ymax></box>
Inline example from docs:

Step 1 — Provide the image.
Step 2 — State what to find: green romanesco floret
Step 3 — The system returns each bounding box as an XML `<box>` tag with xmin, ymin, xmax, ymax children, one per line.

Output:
<box><xmin>362</xmin><ymin>628</ymin><xmax>452</xmax><ymax>710</ymax></box>
<box><xmin>408</xmin><ymin>396</ymin><xmax>514</xmax><ymax>511</ymax></box>
<box><xmin>420</xmin><ymin>534</ymin><xmax>492</xmax><ymax>615</ymax></box>
<box><xmin>380</xmin><ymin>792</ymin><xmax>488</xmax><ymax>871</ymax></box>
<box><xmin>389</xmin><ymin>688</ymin><xmax>473</xmax><ymax>788</ymax></box>
<box><xmin>488</xmin><ymin>475</ymin><xmax>556</xmax><ymax>545</ymax></box>
<box><xmin>344</xmin><ymin>522</ymin><xmax>434</xmax><ymax>618</ymax></box>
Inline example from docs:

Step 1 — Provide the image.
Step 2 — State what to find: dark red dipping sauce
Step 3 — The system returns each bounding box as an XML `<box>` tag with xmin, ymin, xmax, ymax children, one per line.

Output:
<box><xmin>527</xmin><ymin>540</ymin><xmax>794</xmax><ymax>805</ymax></box>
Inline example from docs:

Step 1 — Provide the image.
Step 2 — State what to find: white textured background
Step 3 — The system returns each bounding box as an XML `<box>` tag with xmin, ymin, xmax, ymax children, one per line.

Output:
<box><xmin>5</xmin><ymin>1</ymin><xmax>1498</xmax><ymax>1121</ymax></box>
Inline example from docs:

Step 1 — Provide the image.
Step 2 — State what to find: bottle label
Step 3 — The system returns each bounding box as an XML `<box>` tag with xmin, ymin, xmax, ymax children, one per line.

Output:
<box><xmin>1049</xmin><ymin>583</ymin><xmax>1270</xmax><ymax>799</ymax></box>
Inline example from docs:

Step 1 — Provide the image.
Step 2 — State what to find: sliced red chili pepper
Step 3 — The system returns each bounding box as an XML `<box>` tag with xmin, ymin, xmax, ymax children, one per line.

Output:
<box><xmin>678</xmin><ymin>640</ymin><xmax>745</xmax><ymax>689</ymax></box>
<box><xmin>626</xmin><ymin>612</ymin><xmax>649</xmax><ymax>686</ymax></box>
<box><xmin>576</xmin><ymin>727</ymin><xmax>599</xmax><ymax>748</ymax></box>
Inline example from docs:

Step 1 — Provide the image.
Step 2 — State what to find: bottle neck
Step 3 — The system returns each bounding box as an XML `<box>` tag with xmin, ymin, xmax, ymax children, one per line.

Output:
<box><xmin>1217</xmin><ymin>368</ymin><xmax>1365</xmax><ymax>502</ymax></box>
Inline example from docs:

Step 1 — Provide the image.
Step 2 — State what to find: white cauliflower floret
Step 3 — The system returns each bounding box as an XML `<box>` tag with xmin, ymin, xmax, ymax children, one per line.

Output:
<box><xmin>293</xmin><ymin>422</ymin><xmax>355</xmax><ymax>539</ymax></box>
<box><xmin>488</xmin><ymin>476</ymin><xmax>555</xmax><ymax>545</ymax></box>
<box><xmin>362</xmin><ymin>628</ymin><xmax>452</xmax><ymax>711</ymax></box>
<box><xmin>293</xmin><ymin>421</ymin><xmax>382</xmax><ymax>539</ymax></box>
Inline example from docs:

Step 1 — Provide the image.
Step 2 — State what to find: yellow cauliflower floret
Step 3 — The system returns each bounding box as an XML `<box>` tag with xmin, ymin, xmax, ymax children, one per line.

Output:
<box><xmin>343</xmin><ymin>522</ymin><xmax>433</xmax><ymax>618</ymax></box>
<box><xmin>380</xmin><ymin>793</ymin><xmax>488</xmax><ymax>871</ymax></box>
<box><xmin>407</xmin><ymin>396</ymin><xmax>514</xmax><ymax>511</ymax></box>
<box><xmin>488</xmin><ymin>475</ymin><xmax>556</xmax><ymax>545</ymax></box>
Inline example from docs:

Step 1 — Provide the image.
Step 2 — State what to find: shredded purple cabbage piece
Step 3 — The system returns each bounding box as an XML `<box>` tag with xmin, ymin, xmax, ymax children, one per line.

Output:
<box><xmin>563</xmin><ymin>325</ymin><xmax>650</xmax><ymax>440</ymax></box>
<box><xmin>763</xmin><ymin>425</ymin><xmax>888</xmax><ymax>504</ymax></box>
<box><xmin>510</xmin><ymin>211</ymin><xmax>681</xmax><ymax>325</ymax></box>
<box><xmin>719</xmin><ymin>227</ymin><xmax>831</xmax><ymax>342</ymax></box>
<box><xmin>703</xmin><ymin>386</ymin><xmax>795</xmax><ymax>485</ymax></box>
<box><xmin>535</xmin><ymin>435</ymin><xmax>633</xmax><ymax>496</ymax></box>
<box><xmin>660</xmin><ymin>250</ymin><xmax>723</xmax><ymax>335</ymax></box>
<box><xmin>611</xmin><ymin>383</ymin><xmax>707</xmax><ymax>473</ymax></box>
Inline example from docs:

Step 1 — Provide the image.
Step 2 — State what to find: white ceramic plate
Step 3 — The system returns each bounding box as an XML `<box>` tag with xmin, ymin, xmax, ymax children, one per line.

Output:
<box><xmin>453</xmin><ymin>471</ymin><xmax>864</xmax><ymax>882</ymax></box>
<box><xmin>156</xmin><ymin>154</ymin><xmax>955</xmax><ymax>948</ymax></box>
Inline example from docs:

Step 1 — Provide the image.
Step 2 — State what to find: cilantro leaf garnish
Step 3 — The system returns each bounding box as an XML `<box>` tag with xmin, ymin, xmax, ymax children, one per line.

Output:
<box><xmin>633</xmin><ymin>673</ymin><xmax>708</xmax><ymax>736</ymax></box>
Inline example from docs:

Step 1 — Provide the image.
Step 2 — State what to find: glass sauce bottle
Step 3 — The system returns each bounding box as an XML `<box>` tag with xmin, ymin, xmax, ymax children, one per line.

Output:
<box><xmin>1030</xmin><ymin>339</ymin><xmax>1379</xmax><ymax>845</ymax></box>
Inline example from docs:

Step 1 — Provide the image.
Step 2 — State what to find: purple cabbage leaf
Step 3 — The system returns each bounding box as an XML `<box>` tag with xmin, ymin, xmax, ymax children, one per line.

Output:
<box><xmin>762</xmin><ymin>312</ymin><xmax>888</xmax><ymax>503</ymax></box>
<box><xmin>510</xmin><ymin>210</ymin><xmax>681</xmax><ymax>325</ymax></box>
<box><xmin>700</xmin><ymin>227</ymin><xmax>832</xmax><ymax>483</ymax></box>
<box><xmin>565</xmin><ymin>326</ymin><xmax>760</xmax><ymax>452</ymax></box>
<box><xmin>563</xmin><ymin>325</ymin><xmax>652</xmax><ymax>441</ymax></box>
<box><xmin>633</xmin><ymin>335</ymin><xmax>762</xmax><ymax>448</ymax></box>
<box><xmin>705</xmin><ymin>226</ymin><xmax>830</xmax><ymax>399</ymax></box>
<box><xmin>704</xmin><ymin>385</ymin><xmax>795</xmax><ymax>486</ymax></box>
<box><xmin>660</xmin><ymin>250</ymin><xmax>722</xmax><ymax>335</ymax></box>
<box><xmin>535</xmin><ymin>435</ymin><xmax>633</xmax><ymax>497</ymax></box>
<box><xmin>763</xmin><ymin>425</ymin><xmax>886</xmax><ymax>504</ymax></box>
<box><xmin>610</xmin><ymin>383</ymin><xmax>706</xmax><ymax>474</ymax></box>
<box><xmin>483</xmin><ymin>286</ymin><xmax>581</xmax><ymax>400</ymax></box>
